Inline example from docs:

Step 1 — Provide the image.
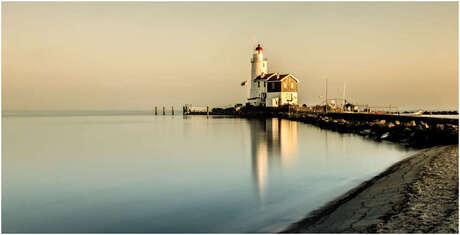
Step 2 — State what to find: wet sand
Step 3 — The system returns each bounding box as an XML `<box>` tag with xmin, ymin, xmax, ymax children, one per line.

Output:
<box><xmin>283</xmin><ymin>145</ymin><xmax>458</xmax><ymax>233</ymax></box>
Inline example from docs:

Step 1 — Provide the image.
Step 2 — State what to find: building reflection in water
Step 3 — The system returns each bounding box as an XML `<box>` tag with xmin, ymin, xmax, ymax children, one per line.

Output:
<box><xmin>249</xmin><ymin>118</ymin><xmax>298</xmax><ymax>201</ymax></box>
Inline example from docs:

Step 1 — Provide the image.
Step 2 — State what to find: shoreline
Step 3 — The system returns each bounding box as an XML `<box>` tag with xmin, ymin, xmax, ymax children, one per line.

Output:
<box><xmin>281</xmin><ymin>145</ymin><xmax>458</xmax><ymax>233</ymax></box>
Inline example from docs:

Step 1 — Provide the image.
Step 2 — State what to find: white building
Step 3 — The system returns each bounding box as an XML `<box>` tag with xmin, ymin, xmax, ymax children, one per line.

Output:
<box><xmin>247</xmin><ymin>44</ymin><xmax>299</xmax><ymax>107</ymax></box>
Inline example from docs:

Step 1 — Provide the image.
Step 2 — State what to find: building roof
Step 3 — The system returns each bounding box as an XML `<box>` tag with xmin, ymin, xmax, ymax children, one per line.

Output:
<box><xmin>254</xmin><ymin>73</ymin><xmax>299</xmax><ymax>83</ymax></box>
<box><xmin>254</xmin><ymin>73</ymin><xmax>277</xmax><ymax>81</ymax></box>
<box><xmin>267</xmin><ymin>74</ymin><xmax>289</xmax><ymax>82</ymax></box>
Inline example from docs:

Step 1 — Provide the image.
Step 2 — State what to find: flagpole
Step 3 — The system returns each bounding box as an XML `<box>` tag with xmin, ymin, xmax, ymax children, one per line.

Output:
<box><xmin>325</xmin><ymin>78</ymin><xmax>328</xmax><ymax>114</ymax></box>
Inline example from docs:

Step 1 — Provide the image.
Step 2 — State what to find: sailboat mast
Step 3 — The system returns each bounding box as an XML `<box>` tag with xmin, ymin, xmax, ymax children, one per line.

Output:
<box><xmin>325</xmin><ymin>78</ymin><xmax>328</xmax><ymax>113</ymax></box>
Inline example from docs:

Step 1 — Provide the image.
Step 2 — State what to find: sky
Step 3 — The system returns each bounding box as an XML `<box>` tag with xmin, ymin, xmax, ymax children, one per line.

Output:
<box><xmin>2</xmin><ymin>2</ymin><xmax>458</xmax><ymax>111</ymax></box>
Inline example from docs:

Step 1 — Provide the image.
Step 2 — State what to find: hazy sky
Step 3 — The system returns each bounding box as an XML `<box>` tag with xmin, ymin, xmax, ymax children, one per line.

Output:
<box><xmin>3</xmin><ymin>2</ymin><xmax>458</xmax><ymax>111</ymax></box>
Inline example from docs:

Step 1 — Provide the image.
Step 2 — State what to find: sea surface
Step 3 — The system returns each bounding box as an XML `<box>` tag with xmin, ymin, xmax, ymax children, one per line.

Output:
<box><xmin>2</xmin><ymin>113</ymin><xmax>417</xmax><ymax>233</ymax></box>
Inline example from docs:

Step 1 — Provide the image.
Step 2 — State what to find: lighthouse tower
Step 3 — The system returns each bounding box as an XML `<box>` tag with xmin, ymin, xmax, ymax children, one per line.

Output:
<box><xmin>249</xmin><ymin>44</ymin><xmax>268</xmax><ymax>105</ymax></box>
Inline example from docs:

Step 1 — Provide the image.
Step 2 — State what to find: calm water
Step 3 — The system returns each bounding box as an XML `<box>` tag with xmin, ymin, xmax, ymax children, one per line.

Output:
<box><xmin>2</xmin><ymin>114</ymin><xmax>417</xmax><ymax>233</ymax></box>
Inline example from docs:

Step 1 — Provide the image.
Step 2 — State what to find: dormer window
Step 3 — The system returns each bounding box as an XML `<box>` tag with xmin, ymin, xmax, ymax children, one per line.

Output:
<box><xmin>258</xmin><ymin>81</ymin><xmax>260</xmax><ymax>87</ymax></box>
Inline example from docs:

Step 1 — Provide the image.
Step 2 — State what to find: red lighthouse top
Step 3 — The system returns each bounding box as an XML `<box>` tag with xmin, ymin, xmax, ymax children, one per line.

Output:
<box><xmin>255</xmin><ymin>44</ymin><xmax>263</xmax><ymax>51</ymax></box>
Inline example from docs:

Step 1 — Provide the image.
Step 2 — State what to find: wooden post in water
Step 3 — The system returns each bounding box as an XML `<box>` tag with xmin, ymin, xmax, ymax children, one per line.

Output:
<box><xmin>206</xmin><ymin>106</ymin><xmax>209</xmax><ymax>116</ymax></box>
<box><xmin>163</xmin><ymin>105</ymin><xmax>166</xmax><ymax>115</ymax></box>
<box><xmin>154</xmin><ymin>106</ymin><xmax>158</xmax><ymax>115</ymax></box>
<box><xmin>171</xmin><ymin>106</ymin><xmax>174</xmax><ymax>115</ymax></box>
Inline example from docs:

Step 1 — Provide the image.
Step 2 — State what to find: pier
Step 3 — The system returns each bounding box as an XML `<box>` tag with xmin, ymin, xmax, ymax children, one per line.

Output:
<box><xmin>154</xmin><ymin>105</ymin><xmax>175</xmax><ymax>115</ymax></box>
<box><xmin>182</xmin><ymin>104</ymin><xmax>210</xmax><ymax>116</ymax></box>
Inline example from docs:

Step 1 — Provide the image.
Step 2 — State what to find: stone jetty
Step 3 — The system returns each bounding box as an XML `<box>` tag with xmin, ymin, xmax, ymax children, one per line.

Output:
<box><xmin>236</xmin><ymin>106</ymin><xmax>458</xmax><ymax>148</ymax></box>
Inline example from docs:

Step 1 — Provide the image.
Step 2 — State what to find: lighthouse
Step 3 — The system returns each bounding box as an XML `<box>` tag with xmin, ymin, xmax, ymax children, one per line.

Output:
<box><xmin>245</xmin><ymin>44</ymin><xmax>299</xmax><ymax>107</ymax></box>
<box><xmin>251</xmin><ymin>44</ymin><xmax>268</xmax><ymax>79</ymax></box>
<box><xmin>248</xmin><ymin>44</ymin><xmax>268</xmax><ymax>106</ymax></box>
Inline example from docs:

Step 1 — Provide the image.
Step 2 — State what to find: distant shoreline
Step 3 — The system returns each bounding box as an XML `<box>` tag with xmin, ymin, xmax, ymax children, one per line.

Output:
<box><xmin>2</xmin><ymin>110</ymin><xmax>157</xmax><ymax>117</ymax></box>
<box><xmin>281</xmin><ymin>145</ymin><xmax>458</xmax><ymax>233</ymax></box>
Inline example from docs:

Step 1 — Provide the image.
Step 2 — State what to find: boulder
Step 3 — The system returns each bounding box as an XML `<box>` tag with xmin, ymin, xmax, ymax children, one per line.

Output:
<box><xmin>436</xmin><ymin>124</ymin><xmax>445</xmax><ymax>131</ymax></box>
<box><xmin>420</xmin><ymin>121</ymin><xmax>429</xmax><ymax>129</ymax></box>
<box><xmin>387</xmin><ymin>122</ymin><xmax>395</xmax><ymax>128</ymax></box>
<box><xmin>360</xmin><ymin>129</ymin><xmax>372</xmax><ymax>136</ymax></box>
<box><xmin>381</xmin><ymin>132</ymin><xmax>390</xmax><ymax>139</ymax></box>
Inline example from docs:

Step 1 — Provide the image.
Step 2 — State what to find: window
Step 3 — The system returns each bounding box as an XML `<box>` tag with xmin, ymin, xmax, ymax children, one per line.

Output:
<box><xmin>258</xmin><ymin>81</ymin><xmax>260</xmax><ymax>87</ymax></box>
<box><xmin>264</xmin><ymin>82</ymin><xmax>266</xmax><ymax>87</ymax></box>
<box><xmin>291</xmin><ymin>83</ymin><xmax>294</xmax><ymax>89</ymax></box>
<box><xmin>284</xmin><ymin>83</ymin><xmax>287</xmax><ymax>88</ymax></box>
<box><xmin>271</xmin><ymin>83</ymin><xmax>275</xmax><ymax>89</ymax></box>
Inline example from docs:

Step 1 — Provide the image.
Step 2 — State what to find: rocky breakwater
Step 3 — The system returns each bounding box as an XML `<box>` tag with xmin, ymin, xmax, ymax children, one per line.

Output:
<box><xmin>236</xmin><ymin>106</ymin><xmax>458</xmax><ymax>148</ymax></box>
<box><xmin>277</xmin><ymin>112</ymin><xmax>458</xmax><ymax>148</ymax></box>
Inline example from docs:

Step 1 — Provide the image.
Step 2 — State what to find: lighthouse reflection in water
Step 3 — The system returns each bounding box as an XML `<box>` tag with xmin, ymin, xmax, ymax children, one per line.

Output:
<box><xmin>249</xmin><ymin>118</ymin><xmax>298</xmax><ymax>201</ymax></box>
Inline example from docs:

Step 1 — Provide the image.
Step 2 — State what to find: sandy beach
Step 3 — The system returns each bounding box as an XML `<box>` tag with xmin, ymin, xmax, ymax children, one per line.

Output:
<box><xmin>283</xmin><ymin>145</ymin><xmax>458</xmax><ymax>233</ymax></box>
